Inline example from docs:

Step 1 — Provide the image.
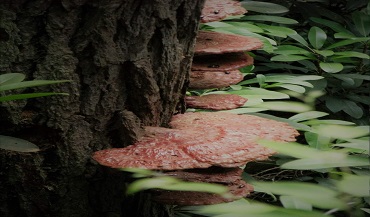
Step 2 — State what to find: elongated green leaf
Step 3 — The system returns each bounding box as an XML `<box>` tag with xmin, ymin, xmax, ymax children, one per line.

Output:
<box><xmin>319</xmin><ymin>62</ymin><xmax>343</xmax><ymax>73</ymax></box>
<box><xmin>325</xmin><ymin>37</ymin><xmax>370</xmax><ymax>49</ymax></box>
<box><xmin>250</xmin><ymin>101</ymin><xmax>312</xmax><ymax>113</ymax></box>
<box><xmin>0</xmin><ymin>135</ymin><xmax>40</xmax><ymax>152</ymax></box>
<box><xmin>0</xmin><ymin>93</ymin><xmax>69</xmax><ymax>102</ymax></box>
<box><xmin>333</xmin><ymin>139</ymin><xmax>369</xmax><ymax>154</ymax></box>
<box><xmin>270</xmin><ymin>84</ymin><xmax>306</xmax><ymax>93</ymax></box>
<box><xmin>310</xmin><ymin>17</ymin><xmax>353</xmax><ymax>35</ymax></box>
<box><xmin>258</xmin><ymin>140</ymin><xmax>343</xmax><ymax>159</ymax></box>
<box><xmin>289</xmin><ymin>33</ymin><xmax>309</xmax><ymax>47</ymax></box>
<box><xmin>127</xmin><ymin>176</ymin><xmax>228</xmax><ymax>195</ymax></box>
<box><xmin>325</xmin><ymin>97</ymin><xmax>345</xmax><ymax>113</ymax></box>
<box><xmin>227</xmin><ymin>87</ymin><xmax>290</xmax><ymax>99</ymax></box>
<box><xmin>289</xmin><ymin>111</ymin><xmax>328</xmax><ymax>122</ymax></box>
<box><xmin>227</xmin><ymin>22</ymin><xmax>264</xmax><ymax>33</ymax></box>
<box><xmin>253</xmin><ymin>181</ymin><xmax>346</xmax><ymax>210</ymax></box>
<box><xmin>251</xmin><ymin>113</ymin><xmax>311</xmax><ymax>131</ymax></box>
<box><xmin>352</xmin><ymin>11</ymin><xmax>370</xmax><ymax>36</ymax></box>
<box><xmin>314</xmin><ymin>49</ymin><xmax>334</xmax><ymax>57</ymax></box>
<box><xmin>0</xmin><ymin>80</ymin><xmax>71</xmax><ymax>92</ymax></box>
<box><xmin>281</xmin><ymin>155</ymin><xmax>369</xmax><ymax>170</ymax></box>
<box><xmin>337</xmin><ymin>174</ymin><xmax>370</xmax><ymax>197</ymax></box>
<box><xmin>280</xmin><ymin>196</ymin><xmax>312</xmax><ymax>211</ymax></box>
<box><xmin>274</xmin><ymin>45</ymin><xmax>311</xmax><ymax>56</ymax></box>
<box><xmin>308</xmin><ymin>27</ymin><xmax>327</xmax><ymax>49</ymax></box>
<box><xmin>212</xmin><ymin>28</ymin><xmax>275</xmax><ymax>52</ymax></box>
<box><xmin>333</xmin><ymin>74</ymin><xmax>370</xmax><ymax>80</ymax></box>
<box><xmin>333</xmin><ymin>51</ymin><xmax>370</xmax><ymax>59</ymax></box>
<box><xmin>242</xmin><ymin>15</ymin><xmax>298</xmax><ymax>24</ymax></box>
<box><xmin>312</xmin><ymin>125</ymin><xmax>369</xmax><ymax>139</ymax></box>
<box><xmin>271</xmin><ymin>55</ymin><xmax>311</xmax><ymax>62</ymax></box>
<box><xmin>301</xmin><ymin>119</ymin><xmax>355</xmax><ymax>126</ymax></box>
<box><xmin>221</xmin><ymin>107</ymin><xmax>268</xmax><ymax>114</ymax></box>
<box><xmin>257</xmin><ymin>24</ymin><xmax>297</xmax><ymax>38</ymax></box>
<box><xmin>0</xmin><ymin>73</ymin><xmax>25</xmax><ymax>85</ymax></box>
<box><xmin>182</xmin><ymin>199</ymin><xmax>329</xmax><ymax>217</ymax></box>
<box><xmin>241</xmin><ymin>1</ymin><xmax>289</xmax><ymax>14</ymax></box>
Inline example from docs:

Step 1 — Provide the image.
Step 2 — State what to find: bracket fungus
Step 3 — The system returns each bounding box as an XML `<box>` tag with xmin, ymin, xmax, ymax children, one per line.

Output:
<box><xmin>191</xmin><ymin>52</ymin><xmax>254</xmax><ymax>71</ymax></box>
<box><xmin>194</xmin><ymin>31</ymin><xmax>263</xmax><ymax>56</ymax></box>
<box><xmin>185</xmin><ymin>94</ymin><xmax>247</xmax><ymax>110</ymax></box>
<box><xmin>189</xmin><ymin>70</ymin><xmax>244</xmax><ymax>89</ymax></box>
<box><xmin>200</xmin><ymin>0</ymin><xmax>247</xmax><ymax>23</ymax></box>
<box><xmin>153</xmin><ymin>167</ymin><xmax>253</xmax><ymax>205</ymax></box>
<box><xmin>93</xmin><ymin>112</ymin><xmax>299</xmax><ymax>205</ymax></box>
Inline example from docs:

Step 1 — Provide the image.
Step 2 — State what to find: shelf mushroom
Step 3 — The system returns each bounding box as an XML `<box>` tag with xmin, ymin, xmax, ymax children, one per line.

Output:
<box><xmin>200</xmin><ymin>0</ymin><xmax>247</xmax><ymax>23</ymax></box>
<box><xmin>185</xmin><ymin>94</ymin><xmax>247</xmax><ymax>110</ymax></box>
<box><xmin>93</xmin><ymin>112</ymin><xmax>299</xmax><ymax>205</ymax></box>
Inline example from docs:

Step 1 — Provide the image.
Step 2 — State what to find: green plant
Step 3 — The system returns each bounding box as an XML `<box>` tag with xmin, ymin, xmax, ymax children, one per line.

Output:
<box><xmin>0</xmin><ymin>72</ymin><xmax>70</xmax><ymax>152</ymax></box>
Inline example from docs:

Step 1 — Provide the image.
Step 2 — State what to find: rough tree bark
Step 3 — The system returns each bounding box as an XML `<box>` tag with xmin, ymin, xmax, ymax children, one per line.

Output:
<box><xmin>0</xmin><ymin>0</ymin><xmax>205</xmax><ymax>216</ymax></box>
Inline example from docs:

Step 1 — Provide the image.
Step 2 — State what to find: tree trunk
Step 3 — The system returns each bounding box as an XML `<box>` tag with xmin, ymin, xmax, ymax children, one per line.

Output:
<box><xmin>0</xmin><ymin>0</ymin><xmax>205</xmax><ymax>216</ymax></box>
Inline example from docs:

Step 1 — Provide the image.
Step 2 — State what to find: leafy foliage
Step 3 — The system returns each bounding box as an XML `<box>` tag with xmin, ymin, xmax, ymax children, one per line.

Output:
<box><xmin>0</xmin><ymin>73</ymin><xmax>70</xmax><ymax>152</ymax></box>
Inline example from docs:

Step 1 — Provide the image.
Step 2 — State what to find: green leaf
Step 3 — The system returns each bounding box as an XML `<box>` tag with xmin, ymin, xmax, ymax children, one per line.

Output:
<box><xmin>182</xmin><ymin>199</ymin><xmax>329</xmax><ymax>217</ymax></box>
<box><xmin>273</xmin><ymin>45</ymin><xmax>311</xmax><ymax>56</ymax></box>
<box><xmin>280</xmin><ymin>196</ymin><xmax>312</xmax><ymax>211</ymax></box>
<box><xmin>250</xmin><ymin>101</ymin><xmax>313</xmax><ymax>113</ymax></box>
<box><xmin>227</xmin><ymin>22</ymin><xmax>264</xmax><ymax>33</ymax></box>
<box><xmin>269</xmin><ymin>84</ymin><xmax>306</xmax><ymax>93</ymax></box>
<box><xmin>333</xmin><ymin>51</ymin><xmax>370</xmax><ymax>59</ymax></box>
<box><xmin>251</xmin><ymin>113</ymin><xmax>311</xmax><ymax>131</ymax></box>
<box><xmin>221</xmin><ymin>107</ymin><xmax>268</xmax><ymax>114</ymax></box>
<box><xmin>342</xmin><ymin>100</ymin><xmax>363</xmax><ymax>118</ymax></box>
<box><xmin>241</xmin><ymin>1</ymin><xmax>289</xmax><ymax>14</ymax></box>
<box><xmin>325</xmin><ymin>37</ymin><xmax>370</xmax><ymax>49</ymax></box>
<box><xmin>333</xmin><ymin>74</ymin><xmax>370</xmax><ymax>80</ymax></box>
<box><xmin>319</xmin><ymin>62</ymin><xmax>343</xmax><ymax>73</ymax></box>
<box><xmin>308</xmin><ymin>27</ymin><xmax>327</xmax><ymax>49</ymax></box>
<box><xmin>271</xmin><ymin>55</ymin><xmax>311</xmax><ymax>62</ymax></box>
<box><xmin>337</xmin><ymin>175</ymin><xmax>370</xmax><ymax>197</ymax></box>
<box><xmin>242</xmin><ymin>15</ymin><xmax>298</xmax><ymax>24</ymax></box>
<box><xmin>281</xmin><ymin>155</ymin><xmax>369</xmax><ymax>170</ymax></box>
<box><xmin>0</xmin><ymin>135</ymin><xmax>40</xmax><ymax>152</ymax></box>
<box><xmin>127</xmin><ymin>176</ymin><xmax>228</xmax><ymax>195</ymax></box>
<box><xmin>257</xmin><ymin>24</ymin><xmax>297</xmax><ymax>38</ymax></box>
<box><xmin>289</xmin><ymin>111</ymin><xmax>328</xmax><ymax>122</ymax></box>
<box><xmin>226</xmin><ymin>87</ymin><xmax>290</xmax><ymax>99</ymax></box>
<box><xmin>0</xmin><ymin>93</ymin><xmax>69</xmax><ymax>102</ymax></box>
<box><xmin>301</xmin><ymin>119</ymin><xmax>355</xmax><ymax>126</ymax></box>
<box><xmin>325</xmin><ymin>97</ymin><xmax>345</xmax><ymax>113</ymax></box>
<box><xmin>352</xmin><ymin>11</ymin><xmax>370</xmax><ymax>36</ymax></box>
<box><xmin>333</xmin><ymin>139</ymin><xmax>369</xmax><ymax>154</ymax></box>
<box><xmin>0</xmin><ymin>80</ymin><xmax>71</xmax><ymax>92</ymax></box>
<box><xmin>253</xmin><ymin>181</ymin><xmax>346</xmax><ymax>210</ymax></box>
<box><xmin>304</xmin><ymin>132</ymin><xmax>331</xmax><ymax>150</ymax></box>
<box><xmin>257</xmin><ymin>140</ymin><xmax>343</xmax><ymax>159</ymax></box>
<box><xmin>0</xmin><ymin>73</ymin><xmax>25</xmax><ymax>85</ymax></box>
<box><xmin>289</xmin><ymin>33</ymin><xmax>309</xmax><ymax>47</ymax></box>
<box><xmin>310</xmin><ymin>17</ymin><xmax>354</xmax><ymax>35</ymax></box>
<box><xmin>312</xmin><ymin>125</ymin><xmax>369</xmax><ymax>139</ymax></box>
<box><xmin>314</xmin><ymin>49</ymin><xmax>334</xmax><ymax>57</ymax></box>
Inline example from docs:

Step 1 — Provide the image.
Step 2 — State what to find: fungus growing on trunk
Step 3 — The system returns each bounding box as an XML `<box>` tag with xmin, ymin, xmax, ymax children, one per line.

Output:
<box><xmin>191</xmin><ymin>52</ymin><xmax>254</xmax><ymax>71</ymax></box>
<box><xmin>194</xmin><ymin>31</ymin><xmax>263</xmax><ymax>55</ymax></box>
<box><xmin>93</xmin><ymin>112</ymin><xmax>299</xmax><ymax>205</ymax></box>
<box><xmin>185</xmin><ymin>94</ymin><xmax>247</xmax><ymax>110</ymax></box>
<box><xmin>200</xmin><ymin>0</ymin><xmax>247</xmax><ymax>23</ymax></box>
<box><xmin>153</xmin><ymin>167</ymin><xmax>253</xmax><ymax>205</ymax></box>
<box><xmin>189</xmin><ymin>70</ymin><xmax>244</xmax><ymax>89</ymax></box>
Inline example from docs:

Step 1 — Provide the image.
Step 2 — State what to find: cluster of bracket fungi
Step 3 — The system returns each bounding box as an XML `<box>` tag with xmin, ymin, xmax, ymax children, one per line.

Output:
<box><xmin>93</xmin><ymin>0</ymin><xmax>300</xmax><ymax>206</ymax></box>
